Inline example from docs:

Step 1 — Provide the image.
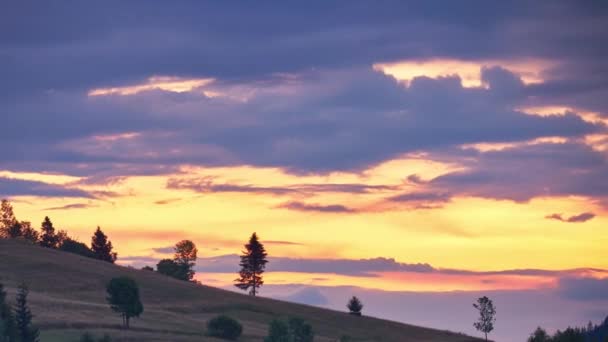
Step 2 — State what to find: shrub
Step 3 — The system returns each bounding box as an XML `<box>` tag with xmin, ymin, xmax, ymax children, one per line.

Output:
<box><xmin>207</xmin><ymin>315</ymin><xmax>243</xmax><ymax>340</ymax></box>
<box><xmin>60</xmin><ymin>238</ymin><xmax>95</xmax><ymax>258</ymax></box>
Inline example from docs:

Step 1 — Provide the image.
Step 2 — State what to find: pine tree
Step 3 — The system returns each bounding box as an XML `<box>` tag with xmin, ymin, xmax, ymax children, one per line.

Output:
<box><xmin>0</xmin><ymin>283</ymin><xmax>16</xmax><ymax>342</ymax></box>
<box><xmin>347</xmin><ymin>296</ymin><xmax>363</xmax><ymax>316</ymax></box>
<box><xmin>91</xmin><ymin>227</ymin><xmax>117</xmax><ymax>263</ymax></box>
<box><xmin>0</xmin><ymin>200</ymin><xmax>17</xmax><ymax>238</ymax></box>
<box><xmin>6</xmin><ymin>222</ymin><xmax>22</xmax><ymax>239</ymax></box>
<box><xmin>39</xmin><ymin>217</ymin><xmax>58</xmax><ymax>248</ymax></box>
<box><xmin>14</xmin><ymin>284</ymin><xmax>39</xmax><ymax>342</ymax></box>
<box><xmin>235</xmin><ymin>232</ymin><xmax>268</xmax><ymax>296</ymax></box>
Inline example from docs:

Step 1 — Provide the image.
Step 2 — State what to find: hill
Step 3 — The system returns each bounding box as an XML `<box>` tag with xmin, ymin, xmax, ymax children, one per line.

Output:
<box><xmin>0</xmin><ymin>239</ymin><xmax>482</xmax><ymax>342</ymax></box>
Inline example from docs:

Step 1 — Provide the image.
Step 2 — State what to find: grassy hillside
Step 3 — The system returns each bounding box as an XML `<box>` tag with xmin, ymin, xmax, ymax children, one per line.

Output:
<box><xmin>0</xmin><ymin>239</ymin><xmax>482</xmax><ymax>342</ymax></box>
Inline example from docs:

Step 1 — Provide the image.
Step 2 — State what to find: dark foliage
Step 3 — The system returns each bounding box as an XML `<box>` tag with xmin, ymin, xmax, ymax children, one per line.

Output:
<box><xmin>173</xmin><ymin>240</ymin><xmax>197</xmax><ymax>281</ymax></box>
<box><xmin>235</xmin><ymin>232</ymin><xmax>268</xmax><ymax>296</ymax></box>
<box><xmin>60</xmin><ymin>238</ymin><xmax>95</xmax><ymax>258</ymax></box>
<box><xmin>91</xmin><ymin>227</ymin><xmax>117</xmax><ymax>263</ymax></box>
<box><xmin>20</xmin><ymin>222</ymin><xmax>39</xmax><ymax>244</ymax></box>
<box><xmin>207</xmin><ymin>315</ymin><xmax>243</xmax><ymax>340</ymax></box>
<box><xmin>39</xmin><ymin>216</ymin><xmax>58</xmax><ymax>248</ymax></box>
<box><xmin>141</xmin><ymin>266</ymin><xmax>154</xmax><ymax>271</ymax></box>
<box><xmin>105</xmin><ymin>277</ymin><xmax>143</xmax><ymax>329</ymax></box>
<box><xmin>13</xmin><ymin>284</ymin><xmax>39</xmax><ymax>342</ymax></box>
<box><xmin>0</xmin><ymin>199</ymin><xmax>17</xmax><ymax>239</ymax></box>
<box><xmin>530</xmin><ymin>317</ymin><xmax>608</xmax><ymax>342</ymax></box>
<box><xmin>264</xmin><ymin>317</ymin><xmax>314</xmax><ymax>342</ymax></box>
<box><xmin>156</xmin><ymin>259</ymin><xmax>187</xmax><ymax>280</ymax></box>
<box><xmin>0</xmin><ymin>283</ymin><xmax>16</xmax><ymax>342</ymax></box>
<box><xmin>80</xmin><ymin>332</ymin><xmax>111</xmax><ymax>342</ymax></box>
<box><xmin>347</xmin><ymin>296</ymin><xmax>363</xmax><ymax>316</ymax></box>
<box><xmin>473</xmin><ymin>296</ymin><xmax>496</xmax><ymax>341</ymax></box>
<box><xmin>6</xmin><ymin>222</ymin><xmax>22</xmax><ymax>239</ymax></box>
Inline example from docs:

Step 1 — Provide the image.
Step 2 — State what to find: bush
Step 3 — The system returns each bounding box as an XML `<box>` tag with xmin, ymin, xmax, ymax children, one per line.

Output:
<box><xmin>207</xmin><ymin>315</ymin><xmax>243</xmax><ymax>340</ymax></box>
<box><xmin>79</xmin><ymin>332</ymin><xmax>112</xmax><ymax>342</ymax></box>
<box><xmin>60</xmin><ymin>238</ymin><xmax>95</xmax><ymax>258</ymax></box>
<box><xmin>264</xmin><ymin>317</ymin><xmax>314</xmax><ymax>342</ymax></box>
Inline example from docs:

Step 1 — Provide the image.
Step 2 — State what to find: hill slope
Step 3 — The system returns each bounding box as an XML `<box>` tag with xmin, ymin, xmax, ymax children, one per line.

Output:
<box><xmin>0</xmin><ymin>239</ymin><xmax>482</xmax><ymax>342</ymax></box>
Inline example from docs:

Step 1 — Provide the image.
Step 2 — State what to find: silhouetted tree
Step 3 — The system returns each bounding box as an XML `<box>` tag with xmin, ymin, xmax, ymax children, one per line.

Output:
<box><xmin>347</xmin><ymin>296</ymin><xmax>363</xmax><ymax>316</ymax></box>
<box><xmin>39</xmin><ymin>216</ymin><xmax>58</xmax><ymax>248</ymax></box>
<box><xmin>173</xmin><ymin>240</ymin><xmax>198</xmax><ymax>281</ymax></box>
<box><xmin>20</xmin><ymin>222</ymin><xmax>39</xmax><ymax>244</ymax></box>
<box><xmin>55</xmin><ymin>229</ymin><xmax>68</xmax><ymax>246</ymax></box>
<box><xmin>527</xmin><ymin>327</ymin><xmax>550</xmax><ymax>342</ymax></box>
<box><xmin>0</xmin><ymin>200</ymin><xmax>17</xmax><ymax>238</ymax></box>
<box><xmin>60</xmin><ymin>238</ymin><xmax>95</xmax><ymax>258</ymax></box>
<box><xmin>156</xmin><ymin>259</ymin><xmax>182</xmax><ymax>278</ymax></box>
<box><xmin>6</xmin><ymin>222</ymin><xmax>22</xmax><ymax>239</ymax></box>
<box><xmin>235</xmin><ymin>232</ymin><xmax>268</xmax><ymax>296</ymax></box>
<box><xmin>207</xmin><ymin>315</ymin><xmax>243</xmax><ymax>340</ymax></box>
<box><xmin>473</xmin><ymin>296</ymin><xmax>496</xmax><ymax>341</ymax></box>
<box><xmin>13</xmin><ymin>283</ymin><xmax>39</xmax><ymax>342</ymax></box>
<box><xmin>91</xmin><ymin>227</ymin><xmax>117</xmax><ymax>263</ymax></box>
<box><xmin>106</xmin><ymin>277</ymin><xmax>143</xmax><ymax>329</ymax></box>
<box><xmin>141</xmin><ymin>266</ymin><xmax>154</xmax><ymax>271</ymax></box>
<box><xmin>0</xmin><ymin>283</ymin><xmax>16</xmax><ymax>342</ymax></box>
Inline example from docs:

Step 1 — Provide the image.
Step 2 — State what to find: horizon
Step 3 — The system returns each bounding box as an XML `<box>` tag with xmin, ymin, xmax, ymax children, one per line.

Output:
<box><xmin>1</xmin><ymin>2</ymin><xmax>607</xmax><ymax>341</ymax></box>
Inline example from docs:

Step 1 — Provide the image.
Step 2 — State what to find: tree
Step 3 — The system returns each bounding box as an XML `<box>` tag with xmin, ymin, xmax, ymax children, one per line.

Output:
<box><xmin>173</xmin><ymin>240</ymin><xmax>198</xmax><ymax>281</ymax></box>
<box><xmin>265</xmin><ymin>319</ymin><xmax>289</xmax><ymax>342</ymax></box>
<box><xmin>527</xmin><ymin>327</ymin><xmax>550</xmax><ymax>342</ymax></box>
<box><xmin>473</xmin><ymin>296</ymin><xmax>496</xmax><ymax>341</ymax></box>
<box><xmin>264</xmin><ymin>317</ymin><xmax>314</xmax><ymax>342</ymax></box>
<box><xmin>20</xmin><ymin>222</ymin><xmax>39</xmax><ymax>244</ymax></box>
<box><xmin>39</xmin><ymin>216</ymin><xmax>59</xmax><ymax>248</ymax></box>
<box><xmin>60</xmin><ymin>238</ymin><xmax>95</xmax><ymax>258</ymax></box>
<box><xmin>91</xmin><ymin>227</ymin><xmax>117</xmax><ymax>263</ymax></box>
<box><xmin>0</xmin><ymin>283</ymin><xmax>16</xmax><ymax>342</ymax></box>
<box><xmin>235</xmin><ymin>233</ymin><xmax>268</xmax><ymax>296</ymax></box>
<box><xmin>207</xmin><ymin>315</ymin><xmax>243</xmax><ymax>340</ymax></box>
<box><xmin>347</xmin><ymin>296</ymin><xmax>363</xmax><ymax>316</ymax></box>
<box><xmin>6</xmin><ymin>222</ymin><xmax>22</xmax><ymax>239</ymax></box>
<box><xmin>0</xmin><ymin>200</ymin><xmax>17</xmax><ymax>238</ymax></box>
<box><xmin>141</xmin><ymin>266</ymin><xmax>154</xmax><ymax>271</ymax></box>
<box><xmin>156</xmin><ymin>259</ymin><xmax>182</xmax><ymax>278</ymax></box>
<box><xmin>105</xmin><ymin>277</ymin><xmax>143</xmax><ymax>329</ymax></box>
<box><xmin>13</xmin><ymin>283</ymin><xmax>39</xmax><ymax>342</ymax></box>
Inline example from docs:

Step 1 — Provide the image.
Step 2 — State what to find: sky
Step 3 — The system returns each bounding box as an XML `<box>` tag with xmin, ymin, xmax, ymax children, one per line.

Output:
<box><xmin>1</xmin><ymin>1</ymin><xmax>608</xmax><ymax>341</ymax></box>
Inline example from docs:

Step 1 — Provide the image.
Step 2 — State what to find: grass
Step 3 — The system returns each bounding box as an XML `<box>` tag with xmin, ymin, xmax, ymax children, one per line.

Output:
<box><xmin>0</xmin><ymin>239</ymin><xmax>482</xmax><ymax>341</ymax></box>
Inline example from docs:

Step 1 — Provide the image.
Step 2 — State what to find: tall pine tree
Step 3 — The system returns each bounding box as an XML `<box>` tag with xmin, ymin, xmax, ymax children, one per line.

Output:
<box><xmin>91</xmin><ymin>227</ymin><xmax>117</xmax><ymax>263</ymax></box>
<box><xmin>39</xmin><ymin>217</ymin><xmax>58</xmax><ymax>248</ymax></box>
<box><xmin>14</xmin><ymin>284</ymin><xmax>39</xmax><ymax>342</ymax></box>
<box><xmin>0</xmin><ymin>283</ymin><xmax>16</xmax><ymax>342</ymax></box>
<box><xmin>235</xmin><ymin>232</ymin><xmax>268</xmax><ymax>296</ymax></box>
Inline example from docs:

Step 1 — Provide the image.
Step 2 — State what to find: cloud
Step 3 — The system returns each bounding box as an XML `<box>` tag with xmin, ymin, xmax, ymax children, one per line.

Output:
<box><xmin>276</xmin><ymin>201</ymin><xmax>355</xmax><ymax>213</ymax></box>
<box><xmin>557</xmin><ymin>276</ymin><xmax>608</xmax><ymax>301</ymax></box>
<box><xmin>545</xmin><ymin>212</ymin><xmax>596</xmax><ymax>223</ymax></box>
<box><xmin>151</xmin><ymin>246</ymin><xmax>174</xmax><ymax>254</ymax></box>
<box><xmin>265</xmin><ymin>240</ymin><xmax>305</xmax><ymax>246</ymax></box>
<box><xmin>44</xmin><ymin>203</ymin><xmax>96</xmax><ymax>211</ymax></box>
<box><xmin>154</xmin><ymin>198</ymin><xmax>182</xmax><ymax>205</ymax></box>
<box><xmin>0</xmin><ymin>177</ymin><xmax>94</xmax><ymax>199</ymax></box>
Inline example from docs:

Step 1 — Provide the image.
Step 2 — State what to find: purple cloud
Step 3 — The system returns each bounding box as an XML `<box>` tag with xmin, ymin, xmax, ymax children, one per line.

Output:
<box><xmin>276</xmin><ymin>201</ymin><xmax>355</xmax><ymax>213</ymax></box>
<box><xmin>545</xmin><ymin>212</ymin><xmax>596</xmax><ymax>223</ymax></box>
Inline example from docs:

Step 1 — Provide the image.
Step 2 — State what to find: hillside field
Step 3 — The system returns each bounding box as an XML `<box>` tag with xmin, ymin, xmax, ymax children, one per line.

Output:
<box><xmin>0</xmin><ymin>239</ymin><xmax>482</xmax><ymax>341</ymax></box>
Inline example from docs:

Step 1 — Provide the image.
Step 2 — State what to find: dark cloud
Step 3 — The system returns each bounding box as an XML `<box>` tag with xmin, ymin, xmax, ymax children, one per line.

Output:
<box><xmin>427</xmin><ymin>142</ymin><xmax>608</xmax><ymax>204</ymax></box>
<box><xmin>154</xmin><ymin>198</ymin><xmax>182</xmax><ymax>205</ymax></box>
<box><xmin>558</xmin><ymin>276</ymin><xmax>608</xmax><ymax>301</ymax></box>
<box><xmin>265</xmin><ymin>240</ymin><xmax>305</xmax><ymax>246</ymax></box>
<box><xmin>44</xmin><ymin>203</ymin><xmax>96</xmax><ymax>211</ymax></box>
<box><xmin>545</xmin><ymin>212</ymin><xmax>596</xmax><ymax>223</ymax></box>
<box><xmin>276</xmin><ymin>201</ymin><xmax>355</xmax><ymax>214</ymax></box>
<box><xmin>0</xmin><ymin>177</ymin><xmax>94</xmax><ymax>199</ymax></box>
<box><xmin>151</xmin><ymin>246</ymin><xmax>174</xmax><ymax>254</ymax></box>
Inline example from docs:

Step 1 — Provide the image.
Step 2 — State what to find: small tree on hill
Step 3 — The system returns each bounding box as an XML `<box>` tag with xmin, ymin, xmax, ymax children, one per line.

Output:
<box><xmin>235</xmin><ymin>232</ymin><xmax>268</xmax><ymax>296</ymax></box>
<box><xmin>347</xmin><ymin>296</ymin><xmax>363</xmax><ymax>316</ymax></box>
<box><xmin>527</xmin><ymin>327</ymin><xmax>550</xmax><ymax>342</ymax></box>
<box><xmin>39</xmin><ymin>216</ymin><xmax>58</xmax><ymax>248</ymax></box>
<box><xmin>14</xmin><ymin>283</ymin><xmax>39</xmax><ymax>342</ymax></box>
<box><xmin>0</xmin><ymin>199</ymin><xmax>17</xmax><ymax>238</ymax></box>
<box><xmin>0</xmin><ymin>283</ymin><xmax>16</xmax><ymax>342</ymax></box>
<box><xmin>265</xmin><ymin>319</ymin><xmax>289</xmax><ymax>342</ymax></box>
<box><xmin>91</xmin><ymin>227</ymin><xmax>117</xmax><ymax>263</ymax></box>
<box><xmin>156</xmin><ymin>259</ymin><xmax>181</xmax><ymax>278</ymax></box>
<box><xmin>473</xmin><ymin>296</ymin><xmax>496</xmax><ymax>341</ymax></box>
<box><xmin>173</xmin><ymin>240</ymin><xmax>197</xmax><ymax>281</ymax></box>
<box><xmin>106</xmin><ymin>277</ymin><xmax>143</xmax><ymax>329</ymax></box>
<box><xmin>60</xmin><ymin>238</ymin><xmax>95</xmax><ymax>258</ymax></box>
<box><xmin>6</xmin><ymin>222</ymin><xmax>22</xmax><ymax>239</ymax></box>
<box><xmin>20</xmin><ymin>222</ymin><xmax>39</xmax><ymax>244</ymax></box>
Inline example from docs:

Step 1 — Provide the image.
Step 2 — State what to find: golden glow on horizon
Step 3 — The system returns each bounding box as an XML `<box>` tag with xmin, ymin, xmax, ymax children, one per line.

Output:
<box><xmin>374</xmin><ymin>58</ymin><xmax>555</xmax><ymax>87</ymax></box>
<box><xmin>88</xmin><ymin>76</ymin><xmax>215</xmax><ymax>96</ymax></box>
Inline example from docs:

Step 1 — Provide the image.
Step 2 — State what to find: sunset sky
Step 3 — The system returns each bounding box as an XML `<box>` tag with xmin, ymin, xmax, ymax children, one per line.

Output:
<box><xmin>1</xmin><ymin>2</ymin><xmax>607</xmax><ymax>341</ymax></box>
